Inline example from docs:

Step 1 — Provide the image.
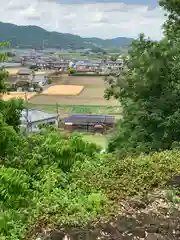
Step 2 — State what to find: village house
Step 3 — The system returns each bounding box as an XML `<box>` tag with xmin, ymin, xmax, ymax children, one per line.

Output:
<box><xmin>62</xmin><ymin>114</ymin><xmax>115</xmax><ymax>133</ymax></box>
<box><xmin>20</xmin><ymin>109</ymin><xmax>58</xmax><ymax>133</ymax></box>
<box><xmin>13</xmin><ymin>69</ymin><xmax>49</xmax><ymax>91</ymax></box>
<box><xmin>17</xmin><ymin>69</ymin><xmax>32</xmax><ymax>81</ymax></box>
<box><xmin>34</xmin><ymin>60</ymin><xmax>69</xmax><ymax>71</ymax></box>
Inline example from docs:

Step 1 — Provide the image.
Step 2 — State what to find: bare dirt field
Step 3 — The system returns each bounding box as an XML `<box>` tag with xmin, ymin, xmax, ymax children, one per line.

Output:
<box><xmin>29</xmin><ymin>75</ymin><xmax>119</xmax><ymax>106</ymax></box>
<box><xmin>1</xmin><ymin>92</ymin><xmax>36</xmax><ymax>101</ymax></box>
<box><xmin>42</xmin><ymin>85</ymin><xmax>84</xmax><ymax>96</ymax></box>
<box><xmin>6</xmin><ymin>68</ymin><xmax>20</xmax><ymax>76</ymax></box>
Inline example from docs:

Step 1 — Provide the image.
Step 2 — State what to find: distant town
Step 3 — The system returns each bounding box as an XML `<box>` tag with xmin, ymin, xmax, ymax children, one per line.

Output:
<box><xmin>1</xmin><ymin>47</ymin><xmax>124</xmax><ymax>136</ymax></box>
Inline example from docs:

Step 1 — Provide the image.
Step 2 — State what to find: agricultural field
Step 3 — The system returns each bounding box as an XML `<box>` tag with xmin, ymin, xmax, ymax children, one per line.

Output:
<box><xmin>57</xmin><ymin>52</ymin><xmax>105</xmax><ymax>60</ymax></box>
<box><xmin>28</xmin><ymin>103</ymin><xmax>121</xmax><ymax>116</ymax></box>
<box><xmin>29</xmin><ymin>75</ymin><xmax>119</xmax><ymax>106</ymax></box>
<box><xmin>6</xmin><ymin>68</ymin><xmax>20</xmax><ymax>75</ymax></box>
<box><xmin>42</xmin><ymin>84</ymin><xmax>84</xmax><ymax>95</ymax></box>
<box><xmin>1</xmin><ymin>92</ymin><xmax>36</xmax><ymax>101</ymax></box>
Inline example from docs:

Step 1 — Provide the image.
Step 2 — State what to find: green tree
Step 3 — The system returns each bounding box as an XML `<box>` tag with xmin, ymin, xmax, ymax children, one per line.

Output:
<box><xmin>0</xmin><ymin>42</ymin><xmax>9</xmax><ymax>95</ymax></box>
<box><xmin>159</xmin><ymin>0</ymin><xmax>180</xmax><ymax>39</ymax></box>
<box><xmin>105</xmin><ymin>34</ymin><xmax>180</xmax><ymax>154</ymax></box>
<box><xmin>110</xmin><ymin>54</ymin><xmax>119</xmax><ymax>61</ymax></box>
<box><xmin>0</xmin><ymin>42</ymin><xmax>24</xmax><ymax>132</ymax></box>
<box><xmin>0</xmin><ymin>99</ymin><xmax>24</xmax><ymax>132</ymax></box>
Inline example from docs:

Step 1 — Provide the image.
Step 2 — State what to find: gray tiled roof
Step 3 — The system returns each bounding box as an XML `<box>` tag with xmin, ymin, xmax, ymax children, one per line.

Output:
<box><xmin>64</xmin><ymin>114</ymin><xmax>115</xmax><ymax>125</ymax></box>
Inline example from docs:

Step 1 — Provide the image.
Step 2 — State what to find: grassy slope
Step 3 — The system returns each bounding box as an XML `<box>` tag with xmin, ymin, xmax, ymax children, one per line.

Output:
<box><xmin>82</xmin><ymin>134</ymin><xmax>108</xmax><ymax>149</ymax></box>
<box><xmin>2</xmin><ymin>126</ymin><xmax>180</xmax><ymax>239</ymax></box>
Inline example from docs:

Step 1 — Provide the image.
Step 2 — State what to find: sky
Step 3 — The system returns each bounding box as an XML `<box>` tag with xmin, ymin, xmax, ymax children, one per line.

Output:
<box><xmin>1</xmin><ymin>0</ymin><xmax>166</xmax><ymax>40</ymax></box>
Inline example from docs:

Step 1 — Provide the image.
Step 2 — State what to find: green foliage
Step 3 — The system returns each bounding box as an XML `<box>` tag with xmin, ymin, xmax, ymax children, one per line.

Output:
<box><xmin>0</xmin><ymin>114</ymin><xmax>19</xmax><ymax>157</ymax></box>
<box><xmin>0</xmin><ymin>42</ymin><xmax>9</xmax><ymax>95</ymax></box>
<box><xmin>6</xmin><ymin>52</ymin><xmax>15</xmax><ymax>57</ymax></box>
<box><xmin>70</xmin><ymin>150</ymin><xmax>180</xmax><ymax>200</ymax></box>
<box><xmin>0</xmin><ymin>99</ymin><xmax>24</xmax><ymax>132</ymax></box>
<box><xmin>3</xmin><ymin>122</ymin><xmax>180</xmax><ymax>240</ymax></box>
<box><xmin>48</xmin><ymin>78</ymin><xmax>52</xmax><ymax>84</ymax></box>
<box><xmin>0</xmin><ymin>127</ymin><xmax>106</xmax><ymax>239</ymax></box>
<box><xmin>110</xmin><ymin>54</ymin><xmax>119</xmax><ymax>61</ymax></box>
<box><xmin>106</xmin><ymin>34</ymin><xmax>180</xmax><ymax>154</ymax></box>
<box><xmin>0</xmin><ymin>166</ymin><xmax>30</xmax><ymax>208</ymax></box>
<box><xmin>159</xmin><ymin>0</ymin><xmax>180</xmax><ymax>40</ymax></box>
<box><xmin>104</xmin><ymin>1</ymin><xmax>180</xmax><ymax>154</ymax></box>
<box><xmin>69</xmin><ymin>68</ymin><xmax>76</xmax><ymax>74</ymax></box>
<box><xmin>0</xmin><ymin>42</ymin><xmax>25</xmax><ymax>158</ymax></box>
<box><xmin>28</xmin><ymin>103</ymin><xmax>121</xmax><ymax>115</ymax></box>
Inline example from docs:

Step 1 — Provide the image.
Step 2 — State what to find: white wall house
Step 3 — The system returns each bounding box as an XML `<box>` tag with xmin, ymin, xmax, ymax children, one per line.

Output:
<box><xmin>20</xmin><ymin>109</ymin><xmax>58</xmax><ymax>133</ymax></box>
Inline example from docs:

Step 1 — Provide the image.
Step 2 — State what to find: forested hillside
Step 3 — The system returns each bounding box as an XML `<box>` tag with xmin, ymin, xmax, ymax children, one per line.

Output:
<box><xmin>0</xmin><ymin>21</ymin><xmax>133</xmax><ymax>50</ymax></box>
<box><xmin>2</xmin><ymin>0</ymin><xmax>180</xmax><ymax>239</ymax></box>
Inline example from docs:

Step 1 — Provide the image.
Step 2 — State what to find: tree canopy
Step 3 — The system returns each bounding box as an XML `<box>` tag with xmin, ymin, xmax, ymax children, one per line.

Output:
<box><xmin>0</xmin><ymin>42</ymin><xmax>24</xmax><ymax>158</ymax></box>
<box><xmin>105</xmin><ymin>1</ymin><xmax>180</xmax><ymax>154</ymax></box>
<box><xmin>159</xmin><ymin>0</ymin><xmax>180</xmax><ymax>39</ymax></box>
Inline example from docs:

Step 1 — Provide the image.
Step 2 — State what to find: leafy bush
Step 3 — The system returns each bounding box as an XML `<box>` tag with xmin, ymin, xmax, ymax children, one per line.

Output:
<box><xmin>0</xmin><ymin>166</ymin><xmax>30</xmax><ymax>208</ymax></box>
<box><xmin>70</xmin><ymin>150</ymin><xmax>180</xmax><ymax>200</ymax></box>
<box><xmin>48</xmin><ymin>78</ymin><xmax>52</xmax><ymax>84</ymax></box>
<box><xmin>2</xmin><ymin>123</ymin><xmax>180</xmax><ymax>240</ymax></box>
<box><xmin>69</xmin><ymin>68</ymin><xmax>76</xmax><ymax>74</ymax></box>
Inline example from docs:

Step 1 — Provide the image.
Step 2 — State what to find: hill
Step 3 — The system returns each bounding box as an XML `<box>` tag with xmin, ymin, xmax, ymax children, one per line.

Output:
<box><xmin>0</xmin><ymin>21</ymin><xmax>133</xmax><ymax>50</ymax></box>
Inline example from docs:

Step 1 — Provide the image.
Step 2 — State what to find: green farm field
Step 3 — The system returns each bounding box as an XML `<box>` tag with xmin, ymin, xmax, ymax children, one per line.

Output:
<box><xmin>57</xmin><ymin>52</ymin><xmax>108</xmax><ymax>60</ymax></box>
<box><xmin>28</xmin><ymin>103</ymin><xmax>121</xmax><ymax>116</ymax></box>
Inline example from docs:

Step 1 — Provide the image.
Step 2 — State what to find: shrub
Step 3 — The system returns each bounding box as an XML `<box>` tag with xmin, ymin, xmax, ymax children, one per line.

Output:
<box><xmin>69</xmin><ymin>68</ymin><xmax>76</xmax><ymax>74</ymax></box>
<box><xmin>48</xmin><ymin>78</ymin><xmax>52</xmax><ymax>84</ymax></box>
<box><xmin>2</xmin><ymin>125</ymin><xmax>180</xmax><ymax>239</ymax></box>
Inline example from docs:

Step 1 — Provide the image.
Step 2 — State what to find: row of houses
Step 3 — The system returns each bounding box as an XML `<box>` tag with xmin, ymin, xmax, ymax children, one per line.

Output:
<box><xmin>70</xmin><ymin>59</ymin><xmax>123</xmax><ymax>69</ymax></box>
<box><xmin>7</xmin><ymin>69</ymin><xmax>50</xmax><ymax>91</ymax></box>
<box><xmin>21</xmin><ymin>109</ymin><xmax>115</xmax><ymax>134</ymax></box>
<box><xmin>28</xmin><ymin>59</ymin><xmax>123</xmax><ymax>72</ymax></box>
<box><xmin>6</xmin><ymin>48</ymin><xmax>125</xmax><ymax>73</ymax></box>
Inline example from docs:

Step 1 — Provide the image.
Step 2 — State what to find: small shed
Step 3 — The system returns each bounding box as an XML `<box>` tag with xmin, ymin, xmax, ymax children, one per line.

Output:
<box><xmin>63</xmin><ymin>114</ymin><xmax>115</xmax><ymax>133</ymax></box>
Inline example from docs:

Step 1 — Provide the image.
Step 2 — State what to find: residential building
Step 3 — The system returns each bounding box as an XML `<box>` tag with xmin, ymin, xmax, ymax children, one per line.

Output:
<box><xmin>20</xmin><ymin>109</ymin><xmax>58</xmax><ymax>133</ymax></box>
<box><xmin>62</xmin><ymin>114</ymin><xmax>115</xmax><ymax>133</ymax></box>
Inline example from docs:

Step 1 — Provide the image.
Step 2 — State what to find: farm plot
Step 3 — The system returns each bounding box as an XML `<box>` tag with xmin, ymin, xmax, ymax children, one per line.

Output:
<box><xmin>63</xmin><ymin>76</ymin><xmax>106</xmax><ymax>87</ymax></box>
<box><xmin>1</xmin><ymin>92</ymin><xmax>36</xmax><ymax>101</ymax></box>
<box><xmin>6</xmin><ymin>68</ymin><xmax>20</xmax><ymax>76</ymax></box>
<box><xmin>42</xmin><ymin>85</ymin><xmax>84</xmax><ymax>96</ymax></box>
<box><xmin>29</xmin><ymin>75</ymin><xmax>119</xmax><ymax>106</ymax></box>
<box><xmin>28</xmin><ymin>103</ymin><xmax>122</xmax><ymax>116</ymax></box>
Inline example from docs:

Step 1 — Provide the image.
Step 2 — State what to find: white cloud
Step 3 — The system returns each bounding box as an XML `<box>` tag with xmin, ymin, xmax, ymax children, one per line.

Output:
<box><xmin>0</xmin><ymin>0</ymin><xmax>166</xmax><ymax>40</ymax></box>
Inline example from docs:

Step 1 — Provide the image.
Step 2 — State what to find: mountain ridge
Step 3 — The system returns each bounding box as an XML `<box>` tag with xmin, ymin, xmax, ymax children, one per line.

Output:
<box><xmin>0</xmin><ymin>21</ymin><xmax>133</xmax><ymax>50</ymax></box>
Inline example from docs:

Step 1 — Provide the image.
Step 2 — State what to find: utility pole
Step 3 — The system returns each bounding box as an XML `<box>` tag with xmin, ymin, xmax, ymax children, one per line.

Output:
<box><xmin>25</xmin><ymin>92</ymin><xmax>29</xmax><ymax>135</ymax></box>
<box><xmin>56</xmin><ymin>103</ymin><xmax>59</xmax><ymax>128</ymax></box>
